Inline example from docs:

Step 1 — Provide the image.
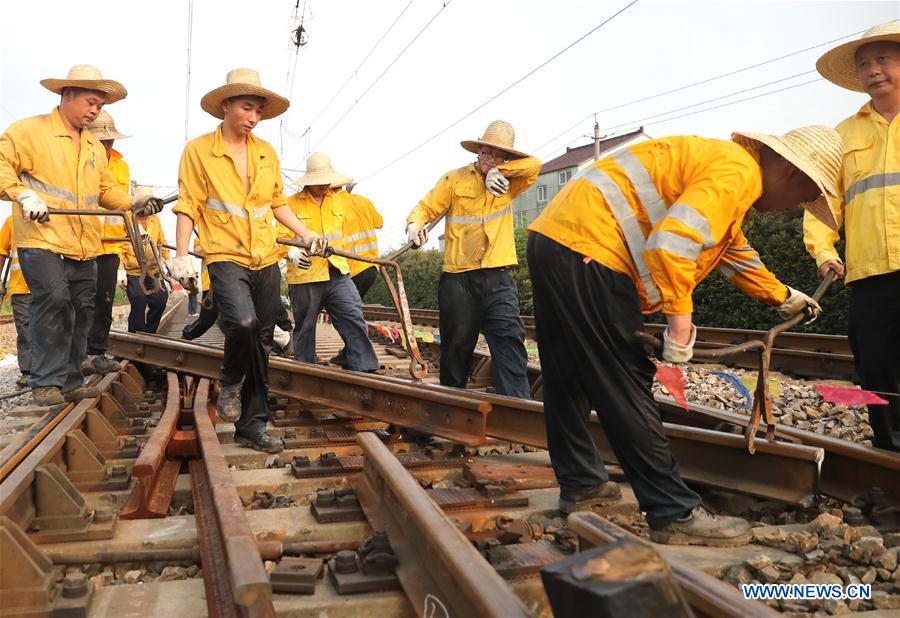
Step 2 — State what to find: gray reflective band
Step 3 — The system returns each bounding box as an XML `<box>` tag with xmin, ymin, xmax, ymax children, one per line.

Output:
<box><xmin>347</xmin><ymin>240</ymin><xmax>378</xmax><ymax>254</ymax></box>
<box><xmin>446</xmin><ymin>205</ymin><xmax>512</xmax><ymax>225</ymax></box>
<box><xmin>19</xmin><ymin>172</ymin><xmax>78</xmax><ymax>204</ymax></box>
<box><xmin>105</xmin><ymin>216</ymin><xmax>122</xmax><ymax>225</ymax></box>
<box><xmin>84</xmin><ymin>195</ymin><xmax>99</xmax><ymax>206</ymax></box>
<box><xmin>612</xmin><ymin>150</ymin><xmax>666</xmax><ymax>226</ymax></box>
<box><xmin>205</xmin><ymin>198</ymin><xmax>270</xmax><ymax>220</ymax></box>
<box><xmin>717</xmin><ymin>244</ymin><xmax>763</xmax><ymax>279</ymax></box>
<box><xmin>9</xmin><ymin>251</ymin><xmax>19</xmax><ymax>271</ymax></box>
<box><xmin>579</xmin><ymin>166</ymin><xmax>662</xmax><ymax>305</ymax></box>
<box><xmin>844</xmin><ymin>172</ymin><xmax>900</xmax><ymax>204</ymax></box>
<box><xmin>324</xmin><ymin>232</ymin><xmax>343</xmax><ymax>242</ymax></box>
<box><xmin>645</xmin><ymin>230</ymin><xmax>702</xmax><ymax>261</ymax></box>
<box><xmin>666</xmin><ymin>203</ymin><xmax>714</xmax><ymax>247</ymax></box>
<box><xmin>345</xmin><ymin>229</ymin><xmax>377</xmax><ymax>244</ymax></box>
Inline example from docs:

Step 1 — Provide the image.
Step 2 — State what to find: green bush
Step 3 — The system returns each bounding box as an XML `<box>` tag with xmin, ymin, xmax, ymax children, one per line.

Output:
<box><xmin>366</xmin><ymin>249</ymin><xmax>445</xmax><ymax>310</ymax></box>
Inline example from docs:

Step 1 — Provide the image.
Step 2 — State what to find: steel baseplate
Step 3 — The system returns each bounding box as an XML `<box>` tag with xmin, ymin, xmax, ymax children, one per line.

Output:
<box><xmin>28</xmin><ymin>464</ymin><xmax>116</xmax><ymax>544</ymax></box>
<box><xmin>326</xmin><ymin>532</ymin><xmax>400</xmax><ymax>594</ymax></box>
<box><xmin>270</xmin><ymin>557</ymin><xmax>323</xmax><ymax>594</ymax></box>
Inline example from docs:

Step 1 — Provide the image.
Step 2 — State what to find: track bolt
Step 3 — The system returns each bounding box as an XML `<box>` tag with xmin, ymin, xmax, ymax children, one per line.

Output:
<box><xmin>334</xmin><ymin>550</ymin><xmax>359</xmax><ymax>574</ymax></box>
<box><xmin>283</xmin><ymin>429</ymin><xmax>297</xmax><ymax>440</ymax></box>
<box><xmin>292</xmin><ymin>455</ymin><xmax>310</xmax><ymax>468</ymax></box>
<box><xmin>93</xmin><ymin>508</ymin><xmax>113</xmax><ymax>522</ymax></box>
<box><xmin>274</xmin><ymin>409</ymin><xmax>286</xmax><ymax>420</ymax></box>
<box><xmin>316</xmin><ymin>489</ymin><xmax>336</xmax><ymax>507</ymax></box>
<box><xmin>336</xmin><ymin>489</ymin><xmax>358</xmax><ymax>508</ymax></box>
<box><xmin>111</xmin><ymin>464</ymin><xmax>127</xmax><ymax>478</ymax></box>
<box><xmin>62</xmin><ymin>572</ymin><xmax>89</xmax><ymax>598</ymax></box>
<box><xmin>123</xmin><ymin>436</ymin><xmax>138</xmax><ymax>447</ymax></box>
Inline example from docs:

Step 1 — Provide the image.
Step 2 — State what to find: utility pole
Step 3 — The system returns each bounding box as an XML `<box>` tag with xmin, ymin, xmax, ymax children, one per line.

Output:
<box><xmin>593</xmin><ymin>113</ymin><xmax>601</xmax><ymax>162</ymax></box>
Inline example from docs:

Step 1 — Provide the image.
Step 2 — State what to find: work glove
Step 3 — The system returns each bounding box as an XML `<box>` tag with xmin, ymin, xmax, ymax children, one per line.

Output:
<box><xmin>662</xmin><ymin>324</ymin><xmax>696</xmax><ymax>363</ymax></box>
<box><xmin>406</xmin><ymin>222</ymin><xmax>427</xmax><ymax>248</ymax></box>
<box><xmin>172</xmin><ymin>255</ymin><xmax>197</xmax><ymax>289</ymax></box>
<box><xmin>18</xmin><ymin>189</ymin><xmax>50</xmax><ymax>223</ymax></box>
<box><xmin>817</xmin><ymin>259</ymin><xmax>844</xmax><ymax>280</ymax></box>
<box><xmin>132</xmin><ymin>194</ymin><xmax>164</xmax><ymax>216</ymax></box>
<box><xmin>273</xmin><ymin>325</ymin><xmax>291</xmax><ymax>349</ymax></box>
<box><xmin>288</xmin><ymin>246</ymin><xmax>311</xmax><ymax>270</ymax></box>
<box><xmin>302</xmin><ymin>232</ymin><xmax>328</xmax><ymax>256</ymax></box>
<box><xmin>485</xmin><ymin>167</ymin><xmax>510</xmax><ymax>197</ymax></box>
<box><xmin>775</xmin><ymin>286</ymin><xmax>821</xmax><ymax>323</ymax></box>
<box><xmin>117</xmin><ymin>270</ymin><xmax>128</xmax><ymax>290</ymax></box>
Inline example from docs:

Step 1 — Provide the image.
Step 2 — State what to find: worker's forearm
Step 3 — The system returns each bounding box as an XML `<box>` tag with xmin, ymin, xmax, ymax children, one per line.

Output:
<box><xmin>665</xmin><ymin>313</ymin><xmax>693</xmax><ymax>345</ymax></box>
<box><xmin>273</xmin><ymin>205</ymin><xmax>313</xmax><ymax>239</ymax></box>
<box><xmin>175</xmin><ymin>213</ymin><xmax>195</xmax><ymax>256</ymax></box>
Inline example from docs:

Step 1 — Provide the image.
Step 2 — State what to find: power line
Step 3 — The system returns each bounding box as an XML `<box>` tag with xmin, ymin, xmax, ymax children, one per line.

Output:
<box><xmin>305</xmin><ymin>0</ymin><xmax>453</xmax><ymax>157</ymax></box>
<box><xmin>183</xmin><ymin>0</ymin><xmax>194</xmax><ymax>143</ymax></box>
<box><xmin>280</xmin><ymin>0</ymin><xmax>309</xmax><ymax>155</ymax></box>
<box><xmin>1</xmin><ymin>104</ymin><xmax>18</xmax><ymax>121</ymax></box>
<box><xmin>358</xmin><ymin>0</ymin><xmax>639</xmax><ymax>182</ymax></box>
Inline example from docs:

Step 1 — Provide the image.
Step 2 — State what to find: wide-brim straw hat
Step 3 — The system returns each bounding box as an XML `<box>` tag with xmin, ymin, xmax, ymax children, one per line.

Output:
<box><xmin>732</xmin><ymin>125</ymin><xmax>843</xmax><ymax>230</ymax></box>
<box><xmin>293</xmin><ymin>152</ymin><xmax>351</xmax><ymax>187</ymax></box>
<box><xmin>87</xmin><ymin>110</ymin><xmax>130</xmax><ymax>140</ymax></box>
<box><xmin>816</xmin><ymin>22</ymin><xmax>900</xmax><ymax>92</ymax></box>
<box><xmin>461</xmin><ymin>120</ymin><xmax>530</xmax><ymax>159</ymax></box>
<box><xmin>201</xmin><ymin>68</ymin><xmax>289</xmax><ymax>120</ymax></box>
<box><xmin>40</xmin><ymin>64</ymin><xmax>127</xmax><ymax>104</ymax></box>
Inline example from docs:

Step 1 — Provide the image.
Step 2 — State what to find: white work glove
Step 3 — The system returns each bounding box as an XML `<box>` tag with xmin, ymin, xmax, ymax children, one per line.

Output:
<box><xmin>18</xmin><ymin>189</ymin><xmax>50</xmax><ymax>223</ymax></box>
<box><xmin>172</xmin><ymin>255</ymin><xmax>197</xmax><ymax>288</ymax></box>
<box><xmin>662</xmin><ymin>324</ymin><xmax>696</xmax><ymax>363</ymax></box>
<box><xmin>776</xmin><ymin>286</ymin><xmax>822</xmax><ymax>323</ymax></box>
<box><xmin>132</xmin><ymin>194</ymin><xmax>164</xmax><ymax>216</ymax></box>
<box><xmin>273</xmin><ymin>325</ymin><xmax>291</xmax><ymax>349</ymax></box>
<box><xmin>117</xmin><ymin>270</ymin><xmax>128</xmax><ymax>290</ymax></box>
<box><xmin>406</xmin><ymin>222</ymin><xmax>427</xmax><ymax>248</ymax></box>
<box><xmin>288</xmin><ymin>246</ymin><xmax>311</xmax><ymax>270</ymax></box>
<box><xmin>301</xmin><ymin>232</ymin><xmax>328</xmax><ymax>256</ymax></box>
<box><xmin>485</xmin><ymin>167</ymin><xmax>510</xmax><ymax>197</ymax></box>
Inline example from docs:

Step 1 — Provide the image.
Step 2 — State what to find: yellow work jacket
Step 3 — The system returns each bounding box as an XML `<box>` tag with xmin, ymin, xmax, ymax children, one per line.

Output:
<box><xmin>99</xmin><ymin>149</ymin><xmax>130</xmax><ymax>256</ymax></box>
<box><xmin>172</xmin><ymin>125</ymin><xmax>285</xmax><ymax>270</ymax></box>
<box><xmin>803</xmin><ymin>102</ymin><xmax>900</xmax><ymax>283</ymax></box>
<box><xmin>529</xmin><ymin>136</ymin><xmax>789</xmax><ymax>315</ymax></box>
<box><xmin>0</xmin><ymin>215</ymin><xmax>29</xmax><ymax>295</ymax></box>
<box><xmin>191</xmin><ymin>236</ymin><xmax>211</xmax><ymax>291</ymax></box>
<box><xmin>407</xmin><ymin>157</ymin><xmax>541</xmax><ymax>273</ymax></box>
<box><xmin>0</xmin><ymin>108</ymin><xmax>134</xmax><ymax>260</ymax></box>
<box><xmin>120</xmin><ymin>214</ymin><xmax>169</xmax><ymax>276</ymax></box>
<box><xmin>339</xmin><ymin>190</ymin><xmax>383</xmax><ymax>277</ymax></box>
<box><xmin>278</xmin><ymin>189</ymin><xmax>349</xmax><ymax>284</ymax></box>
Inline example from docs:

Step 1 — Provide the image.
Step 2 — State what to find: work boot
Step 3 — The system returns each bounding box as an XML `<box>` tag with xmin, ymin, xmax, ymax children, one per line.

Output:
<box><xmin>235</xmin><ymin>431</ymin><xmax>284</xmax><ymax>454</ymax></box>
<box><xmin>91</xmin><ymin>355</ymin><xmax>121</xmax><ymax>375</ymax></box>
<box><xmin>558</xmin><ymin>482</ymin><xmax>622</xmax><ymax>514</ymax></box>
<box><xmin>329</xmin><ymin>349</ymin><xmax>348</xmax><ymax>367</ymax></box>
<box><xmin>649</xmin><ymin>506</ymin><xmax>752</xmax><ymax>547</ymax></box>
<box><xmin>216</xmin><ymin>381</ymin><xmax>243</xmax><ymax>422</ymax></box>
<box><xmin>80</xmin><ymin>358</ymin><xmax>98</xmax><ymax>376</ymax></box>
<box><xmin>16</xmin><ymin>373</ymin><xmax>29</xmax><ymax>388</ymax></box>
<box><xmin>32</xmin><ymin>386</ymin><xmax>65</xmax><ymax>406</ymax></box>
<box><xmin>63</xmin><ymin>385</ymin><xmax>100</xmax><ymax>402</ymax></box>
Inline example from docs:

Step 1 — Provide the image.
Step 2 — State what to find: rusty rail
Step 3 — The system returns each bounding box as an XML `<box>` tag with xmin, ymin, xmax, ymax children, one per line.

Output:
<box><xmin>353</xmin><ymin>431</ymin><xmax>531</xmax><ymax>617</ymax></box>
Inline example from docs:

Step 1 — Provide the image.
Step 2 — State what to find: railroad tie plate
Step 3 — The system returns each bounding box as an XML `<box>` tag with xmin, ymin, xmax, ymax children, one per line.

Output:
<box><xmin>270</xmin><ymin>557</ymin><xmax>323</xmax><ymax>594</ymax></box>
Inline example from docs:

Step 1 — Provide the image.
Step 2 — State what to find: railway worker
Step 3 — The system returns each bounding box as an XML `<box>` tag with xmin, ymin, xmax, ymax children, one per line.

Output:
<box><xmin>804</xmin><ymin>23</ymin><xmax>900</xmax><ymax>452</ymax></box>
<box><xmin>278</xmin><ymin>153</ymin><xmax>379</xmax><ymax>373</ymax></box>
<box><xmin>329</xmin><ymin>181</ymin><xmax>383</xmax><ymax>366</ymax></box>
<box><xmin>405</xmin><ymin>120</ymin><xmax>541</xmax><ymax>398</ymax></box>
<box><xmin>0</xmin><ymin>64</ymin><xmax>164</xmax><ymax>407</ymax></box>
<box><xmin>527</xmin><ymin>126</ymin><xmax>842</xmax><ymax>546</ymax></box>
<box><xmin>120</xmin><ymin>198</ymin><xmax>169</xmax><ymax>334</ymax></box>
<box><xmin>84</xmin><ymin>110</ymin><xmax>130</xmax><ymax>375</ymax></box>
<box><xmin>171</xmin><ymin>68</ymin><xmax>326</xmax><ymax>454</ymax></box>
<box><xmin>0</xmin><ymin>214</ymin><xmax>32</xmax><ymax>388</ymax></box>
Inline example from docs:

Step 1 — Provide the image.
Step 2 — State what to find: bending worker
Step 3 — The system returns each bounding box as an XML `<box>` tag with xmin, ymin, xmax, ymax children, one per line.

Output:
<box><xmin>406</xmin><ymin>120</ymin><xmax>540</xmax><ymax>398</ymax></box>
<box><xmin>527</xmin><ymin>126</ymin><xmax>842</xmax><ymax>546</ymax></box>
<box><xmin>120</xmin><ymin>203</ymin><xmax>169</xmax><ymax>334</ymax></box>
<box><xmin>804</xmin><ymin>22</ymin><xmax>900</xmax><ymax>452</ymax></box>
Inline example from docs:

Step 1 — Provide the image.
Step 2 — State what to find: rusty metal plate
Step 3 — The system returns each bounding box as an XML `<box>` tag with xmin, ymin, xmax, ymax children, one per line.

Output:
<box><xmin>488</xmin><ymin>541</ymin><xmax>568</xmax><ymax>578</ymax></box>
<box><xmin>463</xmin><ymin>461</ymin><xmax>558</xmax><ymax>490</ymax></box>
<box><xmin>270</xmin><ymin>557</ymin><xmax>323</xmax><ymax>595</ymax></box>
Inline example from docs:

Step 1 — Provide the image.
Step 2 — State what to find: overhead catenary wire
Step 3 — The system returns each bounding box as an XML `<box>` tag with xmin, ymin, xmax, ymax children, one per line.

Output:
<box><xmin>357</xmin><ymin>0</ymin><xmax>639</xmax><ymax>183</ymax></box>
<box><xmin>280</xmin><ymin>0</ymin><xmax>309</xmax><ymax>155</ymax></box>
<box><xmin>183</xmin><ymin>0</ymin><xmax>194</xmax><ymax>143</ymax></box>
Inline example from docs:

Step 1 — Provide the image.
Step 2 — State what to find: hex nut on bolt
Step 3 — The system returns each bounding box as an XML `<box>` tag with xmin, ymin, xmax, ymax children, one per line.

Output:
<box><xmin>62</xmin><ymin>572</ymin><xmax>89</xmax><ymax>598</ymax></box>
<box><xmin>93</xmin><ymin>508</ymin><xmax>113</xmax><ymax>522</ymax></box>
<box><xmin>334</xmin><ymin>550</ymin><xmax>359</xmax><ymax>574</ymax></box>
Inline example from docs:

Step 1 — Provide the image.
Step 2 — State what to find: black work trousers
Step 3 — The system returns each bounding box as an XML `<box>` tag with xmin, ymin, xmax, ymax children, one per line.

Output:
<box><xmin>125</xmin><ymin>274</ymin><xmax>167</xmax><ymax>334</ymax></box>
<box><xmin>437</xmin><ymin>267</ymin><xmax>529</xmax><ymax>398</ymax></box>
<box><xmin>87</xmin><ymin>253</ymin><xmax>119</xmax><ymax>354</ymax></box>
<box><xmin>209</xmin><ymin>261</ymin><xmax>280</xmax><ymax>438</ymax></box>
<box><xmin>352</xmin><ymin>267</ymin><xmax>378</xmax><ymax>301</ymax></box>
<box><xmin>18</xmin><ymin>248</ymin><xmax>96</xmax><ymax>392</ymax></box>
<box><xmin>527</xmin><ymin>233</ymin><xmax>700</xmax><ymax>529</ymax></box>
<box><xmin>848</xmin><ymin>270</ymin><xmax>900</xmax><ymax>451</ymax></box>
<box><xmin>183</xmin><ymin>291</ymin><xmax>219</xmax><ymax>340</ymax></box>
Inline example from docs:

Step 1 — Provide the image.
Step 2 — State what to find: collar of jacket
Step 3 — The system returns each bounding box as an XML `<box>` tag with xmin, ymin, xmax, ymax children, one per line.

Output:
<box><xmin>110</xmin><ymin>148</ymin><xmax>123</xmax><ymax>161</ymax></box>
<box><xmin>856</xmin><ymin>100</ymin><xmax>889</xmax><ymax>125</ymax></box>
<box><xmin>210</xmin><ymin>124</ymin><xmax>267</xmax><ymax>161</ymax></box>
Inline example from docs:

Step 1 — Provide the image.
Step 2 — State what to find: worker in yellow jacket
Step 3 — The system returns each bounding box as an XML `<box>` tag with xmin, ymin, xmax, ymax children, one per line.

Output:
<box><xmin>0</xmin><ymin>214</ymin><xmax>31</xmax><ymax>387</ymax></box>
<box><xmin>804</xmin><ymin>23</ymin><xmax>900</xmax><ymax>451</ymax></box>
<box><xmin>527</xmin><ymin>126</ymin><xmax>842</xmax><ymax>546</ymax></box>
<box><xmin>406</xmin><ymin>120</ymin><xmax>540</xmax><ymax>397</ymax></box>
<box><xmin>329</xmin><ymin>182</ymin><xmax>382</xmax><ymax>366</ymax></box>
<box><xmin>84</xmin><ymin>109</ymin><xmax>130</xmax><ymax>375</ymax></box>
<box><xmin>171</xmin><ymin>68</ymin><xmax>325</xmax><ymax>454</ymax></box>
<box><xmin>278</xmin><ymin>153</ymin><xmax>378</xmax><ymax>372</ymax></box>
<box><xmin>0</xmin><ymin>65</ymin><xmax>163</xmax><ymax>406</ymax></box>
<box><xmin>120</xmin><ymin>206</ymin><xmax>169</xmax><ymax>334</ymax></box>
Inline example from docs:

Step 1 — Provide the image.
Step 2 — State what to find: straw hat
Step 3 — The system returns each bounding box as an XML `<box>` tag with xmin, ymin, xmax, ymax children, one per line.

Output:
<box><xmin>293</xmin><ymin>152</ymin><xmax>351</xmax><ymax>187</ymax></box>
<box><xmin>201</xmin><ymin>68</ymin><xmax>289</xmax><ymax>120</ymax></box>
<box><xmin>732</xmin><ymin>125</ymin><xmax>843</xmax><ymax>230</ymax></box>
<box><xmin>40</xmin><ymin>64</ymin><xmax>127</xmax><ymax>104</ymax></box>
<box><xmin>87</xmin><ymin>110</ymin><xmax>130</xmax><ymax>141</ymax></box>
<box><xmin>461</xmin><ymin>120</ymin><xmax>529</xmax><ymax>159</ymax></box>
<box><xmin>816</xmin><ymin>22</ymin><xmax>900</xmax><ymax>92</ymax></box>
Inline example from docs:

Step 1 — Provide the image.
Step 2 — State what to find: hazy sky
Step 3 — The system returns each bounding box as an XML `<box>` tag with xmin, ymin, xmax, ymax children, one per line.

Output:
<box><xmin>1</xmin><ymin>0</ymin><xmax>896</xmax><ymax>249</ymax></box>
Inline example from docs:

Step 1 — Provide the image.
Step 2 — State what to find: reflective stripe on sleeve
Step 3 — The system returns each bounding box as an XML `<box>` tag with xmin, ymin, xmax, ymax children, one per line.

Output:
<box><xmin>446</xmin><ymin>205</ymin><xmax>512</xmax><ymax>225</ymax></box>
<box><xmin>844</xmin><ymin>172</ymin><xmax>900</xmax><ymax>204</ymax></box>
